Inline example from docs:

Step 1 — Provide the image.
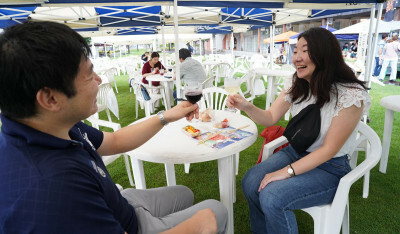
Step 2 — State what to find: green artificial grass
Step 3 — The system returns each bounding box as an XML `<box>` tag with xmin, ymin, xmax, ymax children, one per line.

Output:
<box><xmin>103</xmin><ymin>73</ymin><xmax>400</xmax><ymax>233</ymax></box>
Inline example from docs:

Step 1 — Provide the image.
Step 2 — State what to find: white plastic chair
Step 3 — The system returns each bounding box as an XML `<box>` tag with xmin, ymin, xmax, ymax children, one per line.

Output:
<box><xmin>102</xmin><ymin>67</ymin><xmax>119</xmax><ymax>93</ymax></box>
<box><xmin>211</xmin><ymin>62</ymin><xmax>233</xmax><ymax>86</ymax></box>
<box><xmin>131</xmin><ymin>78</ymin><xmax>164</xmax><ymax>119</ymax></box>
<box><xmin>96</xmin><ymin>83</ymin><xmax>114</xmax><ymax>122</ymax></box>
<box><xmin>261</xmin><ymin>121</ymin><xmax>382</xmax><ymax>234</ymax></box>
<box><xmin>85</xmin><ymin>116</ymin><xmax>134</xmax><ymax>187</ymax></box>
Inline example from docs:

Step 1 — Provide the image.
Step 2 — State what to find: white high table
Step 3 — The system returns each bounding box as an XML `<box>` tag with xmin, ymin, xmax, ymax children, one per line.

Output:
<box><xmin>253</xmin><ymin>68</ymin><xmax>294</xmax><ymax>109</ymax></box>
<box><xmin>146</xmin><ymin>74</ymin><xmax>175</xmax><ymax>109</ymax></box>
<box><xmin>126</xmin><ymin>110</ymin><xmax>258</xmax><ymax>234</ymax></box>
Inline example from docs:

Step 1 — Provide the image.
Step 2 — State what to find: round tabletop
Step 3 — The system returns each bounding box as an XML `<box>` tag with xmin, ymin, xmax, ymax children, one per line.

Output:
<box><xmin>146</xmin><ymin>74</ymin><xmax>174</xmax><ymax>82</ymax></box>
<box><xmin>127</xmin><ymin>110</ymin><xmax>258</xmax><ymax>164</ymax></box>
<box><xmin>380</xmin><ymin>95</ymin><xmax>400</xmax><ymax>112</ymax></box>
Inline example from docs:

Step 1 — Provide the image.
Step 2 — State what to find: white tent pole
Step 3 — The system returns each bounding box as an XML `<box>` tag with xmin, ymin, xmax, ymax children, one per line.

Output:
<box><xmin>365</xmin><ymin>4</ymin><xmax>376</xmax><ymax>85</ymax></box>
<box><xmin>199</xmin><ymin>39</ymin><xmax>203</xmax><ymax>57</ymax></box>
<box><xmin>119</xmin><ymin>45</ymin><xmax>122</xmax><ymax>57</ymax></box>
<box><xmin>174</xmin><ymin>0</ymin><xmax>181</xmax><ymax>99</ymax></box>
<box><xmin>113</xmin><ymin>44</ymin><xmax>116</xmax><ymax>59</ymax></box>
<box><xmin>211</xmin><ymin>35</ymin><xmax>214</xmax><ymax>56</ymax></box>
<box><xmin>367</xmin><ymin>3</ymin><xmax>383</xmax><ymax>87</ymax></box>
<box><xmin>91</xmin><ymin>39</ymin><xmax>96</xmax><ymax>60</ymax></box>
<box><xmin>231</xmin><ymin>32</ymin><xmax>234</xmax><ymax>58</ymax></box>
<box><xmin>161</xmin><ymin>23</ymin><xmax>166</xmax><ymax>66</ymax></box>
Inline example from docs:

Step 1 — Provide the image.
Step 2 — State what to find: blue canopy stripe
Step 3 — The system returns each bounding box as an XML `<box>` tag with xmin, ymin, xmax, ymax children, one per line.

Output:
<box><xmin>178</xmin><ymin>1</ymin><xmax>284</xmax><ymax>8</ymax></box>
<box><xmin>75</xmin><ymin>27</ymin><xmax>99</xmax><ymax>31</ymax></box>
<box><xmin>46</xmin><ymin>0</ymin><xmax>172</xmax><ymax>4</ymax></box>
<box><xmin>196</xmin><ymin>25</ymin><xmax>232</xmax><ymax>34</ymax></box>
<box><xmin>95</xmin><ymin>6</ymin><xmax>161</xmax><ymax>27</ymax></box>
<box><xmin>220</xmin><ymin>8</ymin><xmax>272</xmax><ymax>25</ymax></box>
<box><xmin>311</xmin><ymin>9</ymin><xmax>368</xmax><ymax>18</ymax></box>
<box><xmin>292</xmin><ymin>0</ymin><xmax>378</xmax><ymax>3</ymax></box>
<box><xmin>0</xmin><ymin>7</ymin><xmax>36</xmax><ymax>28</ymax></box>
<box><xmin>117</xmin><ymin>26</ymin><xmax>156</xmax><ymax>35</ymax></box>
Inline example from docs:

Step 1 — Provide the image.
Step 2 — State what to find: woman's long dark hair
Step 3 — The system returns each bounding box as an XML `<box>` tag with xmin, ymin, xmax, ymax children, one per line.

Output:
<box><xmin>288</xmin><ymin>27</ymin><xmax>366</xmax><ymax>107</ymax></box>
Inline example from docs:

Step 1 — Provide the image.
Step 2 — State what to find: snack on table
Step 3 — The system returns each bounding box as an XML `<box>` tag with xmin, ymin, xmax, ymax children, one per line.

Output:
<box><xmin>183</xmin><ymin>125</ymin><xmax>201</xmax><ymax>137</ymax></box>
<box><xmin>214</xmin><ymin>118</ymin><xmax>229</xmax><ymax>128</ymax></box>
<box><xmin>200</xmin><ymin>108</ymin><xmax>214</xmax><ymax>122</ymax></box>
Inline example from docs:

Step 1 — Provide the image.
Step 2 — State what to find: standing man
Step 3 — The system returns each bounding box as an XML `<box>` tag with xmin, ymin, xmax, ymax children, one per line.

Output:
<box><xmin>0</xmin><ymin>21</ymin><xmax>227</xmax><ymax>234</ymax></box>
<box><xmin>187</xmin><ymin>42</ymin><xmax>194</xmax><ymax>54</ymax></box>
<box><xmin>373</xmin><ymin>33</ymin><xmax>389</xmax><ymax>77</ymax></box>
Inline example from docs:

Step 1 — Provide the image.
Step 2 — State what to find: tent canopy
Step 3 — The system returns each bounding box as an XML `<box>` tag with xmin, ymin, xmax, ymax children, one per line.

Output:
<box><xmin>264</xmin><ymin>31</ymin><xmax>299</xmax><ymax>43</ymax></box>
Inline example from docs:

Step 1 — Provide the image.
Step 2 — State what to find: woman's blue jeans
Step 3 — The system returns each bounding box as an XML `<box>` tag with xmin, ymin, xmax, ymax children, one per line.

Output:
<box><xmin>242</xmin><ymin>145</ymin><xmax>351</xmax><ymax>234</ymax></box>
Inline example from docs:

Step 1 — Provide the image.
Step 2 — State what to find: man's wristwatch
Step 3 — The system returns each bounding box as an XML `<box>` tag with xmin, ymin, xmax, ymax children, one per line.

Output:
<box><xmin>287</xmin><ymin>164</ymin><xmax>295</xmax><ymax>177</ymax></box>
<box><xmin>157</xmin><ymin>111</ymin><xmax>168</xmax><ymax>126</ymax></box>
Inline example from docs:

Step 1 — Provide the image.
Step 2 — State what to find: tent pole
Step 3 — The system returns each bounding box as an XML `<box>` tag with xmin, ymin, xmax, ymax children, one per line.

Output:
<box><xmin>367</xmin><ymin>3</ymin><xmax>383</xmax><ymax>87</ymax></box>
<box><xmin>113</xmin><ymin>44</ymin><xmax>116</xmax><ymax>59</ymax></box>
<box><xmin>231</xmin><ymin>32</ymin><xmax>234</xmax><ymax>59</ymax></box>
<box><xmin>173</xmin><ymin>0</ymin><xmax>181</xmax><ymax>99</ymax></box>
<box><xmin>161</xmin><ymin>22</ymin><xmax>166</xmax><ymax>66</ymax></box>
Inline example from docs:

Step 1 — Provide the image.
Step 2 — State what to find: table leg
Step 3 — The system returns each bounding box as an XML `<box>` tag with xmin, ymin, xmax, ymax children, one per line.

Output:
<box><xmin>161</xmin><ymin>83</ymin><xmax>171</xmax><ymax>110</ymax></box>
<box><xmin>129</xmin><ymin>157</ymin><xmax>146</xmax><ymax>189</ymax></box>
<box><xmin>164</xmin><ymin>163</ymin><xmax>176</xmax><ymax>186</ymax></box>
<box><xmin>265</xmin><ymin>76</ymin><xmax>274</xmax><ymax>110</ymax></box>
<box><xmin>218</xmin><ymin>155</ymin><xmax>235</xmax><ymax>234</ymax></box>
<box><xmin>379</xmin><ymin>109</ymin><xmax>394</xmax><ymax>173</ymax></box>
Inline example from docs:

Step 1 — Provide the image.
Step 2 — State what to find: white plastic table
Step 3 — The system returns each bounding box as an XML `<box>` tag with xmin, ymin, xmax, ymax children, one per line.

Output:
<box><xmin>126</xmin><ymin>110</ymin><xmax>258</xmax><ymax>234</ymax></box>
<box><xmin>146</xmin><ymin>74</ymin><xmax>175</xmax><ymax>109</ymax></box>
<box><xmin>379</xmin><ymin>95</ymin><xmax>400</xmax><ymax>173</ymax></box>
<box><xmin>253</xmin><ymin>68</ymin><xmax>294</xmax><ymax>109</ymax></box>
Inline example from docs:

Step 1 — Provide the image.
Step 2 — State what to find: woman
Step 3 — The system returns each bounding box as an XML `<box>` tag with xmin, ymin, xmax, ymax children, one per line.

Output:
<box><xmin>227</xmin><ymin>28</ymin><xmax>371</xmax><ymax>233</ymax></box>
<box><xmin>378</xmin><ymin>33</ymin><xmax>400</xmax><ymax>84</ymax></box>
<box><xmin>142</xmin><ymin>52</ymin><xmax>166</xmax><ymax>86</ymax></box>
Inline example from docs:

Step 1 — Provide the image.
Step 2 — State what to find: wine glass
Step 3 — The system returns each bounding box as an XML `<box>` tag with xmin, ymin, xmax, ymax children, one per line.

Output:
<box><xmin>184</xmin><ymin>82</ymin><xmax>203</xmax><ymax>104</ymax></box>
<box><xmin>224</xmin><ymin>76</ymin><xmax>241</xmax><ymax>112</ymax></box>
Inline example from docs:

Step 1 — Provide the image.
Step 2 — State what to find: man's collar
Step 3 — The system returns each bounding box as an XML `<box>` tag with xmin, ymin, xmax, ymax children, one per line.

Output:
<box><xmin>0</xmin><ymin>114</ymin><xmax>78</xmax><ymax>149</ymax></box>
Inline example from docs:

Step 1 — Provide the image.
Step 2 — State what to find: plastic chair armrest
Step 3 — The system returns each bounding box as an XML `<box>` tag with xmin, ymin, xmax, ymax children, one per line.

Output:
<box><xmin>261</xmin><ymin>136</ymin><xmax>288</xmax><ymax>162</ymax></box>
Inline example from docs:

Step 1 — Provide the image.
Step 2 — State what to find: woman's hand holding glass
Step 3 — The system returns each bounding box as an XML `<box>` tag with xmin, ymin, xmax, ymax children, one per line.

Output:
<box><xmin>224</xmin><ymin>77</ymin><xmax>241</xmax><ymax>112</ymax></box>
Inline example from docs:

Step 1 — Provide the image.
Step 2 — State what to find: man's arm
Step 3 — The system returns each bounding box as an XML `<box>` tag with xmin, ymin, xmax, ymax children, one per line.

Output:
<box><xmin>97</xmin><ymin>101</ymin><xmax>199</xmax><ymax>156</ymax></box>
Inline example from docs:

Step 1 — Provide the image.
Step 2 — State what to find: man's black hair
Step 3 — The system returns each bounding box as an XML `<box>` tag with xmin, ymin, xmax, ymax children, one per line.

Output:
<box><xmin>179</xmin><ymin>48</ymin><xmax>191</xmax><ymax>60</ymax></box>
<box><xmin>0</xmin><ymin>21</ymin><xmax>91</xmax><ymax>119</ymax></box>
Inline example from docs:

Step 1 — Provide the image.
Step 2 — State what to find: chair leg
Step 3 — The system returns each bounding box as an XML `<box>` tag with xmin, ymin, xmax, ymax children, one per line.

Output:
<box><xmin>363</xmin><ymin>171</ymin><xmax>370</xmax><ymax>198</ymax></box>
<box><xmin>184</xmin><ymin>163</ymin><xmax>190</xmax><ymax>174</ymax></box>
<box><xmin>342</xmin><ymin>201</ymin><xmax>350</xmax><ymax>234</ymax></box>
<box><xmin>135</xmin><ymin>99</ymin><xmax>139</xmax><ymax>119</ymax></box>
<box><xmin>106</xmin><ymin>109</ymin><xmax>112</xmax><ymax>122</ymax></box>
<box><xmin>123</xmin><ymin>154</ymin><xmax>135</xmax><ymax>187</ymax></box>
<box><xmin>114</xmin><ymin>81</ymin><xmax>118</xmax><ymax>93</ymax></box>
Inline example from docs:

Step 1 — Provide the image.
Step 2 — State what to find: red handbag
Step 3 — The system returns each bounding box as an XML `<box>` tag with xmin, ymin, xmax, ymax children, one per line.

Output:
<box><xmin>257</xmin><ymin>126</ymin><xmax>289</xmax><ymax>164</ymax></box>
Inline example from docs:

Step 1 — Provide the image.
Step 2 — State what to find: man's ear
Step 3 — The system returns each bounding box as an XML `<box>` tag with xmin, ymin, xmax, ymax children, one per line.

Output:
<box><xmin>36</xmin><ymin>87</ymin><xmax>63</xmax><ymax>112</ymax></box>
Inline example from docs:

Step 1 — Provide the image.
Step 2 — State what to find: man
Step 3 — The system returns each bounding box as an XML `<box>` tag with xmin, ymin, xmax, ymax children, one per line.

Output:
<box><xmin>373</xmin><ymin>33</ymin><xmax>389</xmax><ymax>77</ymax></box>
<box><xmin>0</xmin><ymin>21</ymin><xmax>227</xmax><ymax>234</ymax></box>
<box><xmin>141</xmin><ymin>51</ymin><xmax>149</xmax><ymax>63</ymax></box>
<box><xmin>187</xmin><ymin>42</ymin><xmax>194</xmax><ymax>54</ymax></box>
<box><xmin>342</xmin><ymin>42</ymin><xmax>349</xmax><ymax>51</ymax></box>
<box><xmin>179</xmin><ymin>48</ymin><xmax>207</xmax><ymax>84</ymax></box>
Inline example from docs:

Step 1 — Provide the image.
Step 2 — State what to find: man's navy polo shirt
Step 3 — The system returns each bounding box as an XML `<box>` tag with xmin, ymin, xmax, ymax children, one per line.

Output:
<box><xmin>0</xmin><ymin>115</ymin><xmax>137</xmax><ymax>233</ymax></box>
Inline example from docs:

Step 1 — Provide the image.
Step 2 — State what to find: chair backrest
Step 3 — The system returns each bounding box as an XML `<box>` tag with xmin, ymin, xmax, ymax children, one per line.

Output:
<box><xmin>97</xmin><ymin>83</ymin><xmax>112</xmax><ymax>111</ymax></box>
<box><xmin>199</xmin><ymin>87</ymin><xmax>229</xmax><ymax>111</ymax></box>
<box><xmin>312</xmin><ymin>121</ymin><xmax>382</xmax><ymax>233</ymax></box>
<box><xmin>103</xmin><ymin>67</ymin><xmax>117</xmax><ymax>82</ymax></box>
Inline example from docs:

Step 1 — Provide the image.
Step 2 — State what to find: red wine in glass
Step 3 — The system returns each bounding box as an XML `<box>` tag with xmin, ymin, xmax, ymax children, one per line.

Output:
<box><xmin>185</xmin><ymin>91</ymin><xmax>203</xmax><ymax>104</ymax></box>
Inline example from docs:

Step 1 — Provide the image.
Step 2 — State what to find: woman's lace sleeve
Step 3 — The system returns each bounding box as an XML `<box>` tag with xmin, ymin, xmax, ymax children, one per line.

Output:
<box><xmin>283</xmin><ymin>76</ymin><xmax>294</xmax><ymax>103</ymax></box>
<box><xmin>334</xmin><ymin>84</ymin><xmax>371</xmax><ymax>117</ymax></box>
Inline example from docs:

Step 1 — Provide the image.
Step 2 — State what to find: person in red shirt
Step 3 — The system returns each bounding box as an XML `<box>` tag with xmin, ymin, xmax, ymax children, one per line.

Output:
<box><xmin>142</xmin><ymin>52</ymin><xmax>166</xmax><ymax>86</ymax></box>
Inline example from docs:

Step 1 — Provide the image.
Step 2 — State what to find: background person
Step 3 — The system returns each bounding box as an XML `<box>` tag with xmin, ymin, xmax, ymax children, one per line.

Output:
<box><xmin>142</xmin><ymin>52</ymin><xmax>166</xmax><ymax>86</ymax></box>
<box><xmin>0</xmin><ymin>21</ymin><xmax>228</xmax><ymax>234</ymax></box>
<box><xmin>227</xmin><ymin>27</ymin><xmax>370</xmax><ymax>233</ymax></box>
<box><xmin>378</xmin><ymin>33</ymin><xmax>400</xmax><ymax>84</ymax></box>
<box><xmin>187</xmin><ymin>42</ymin><xmax>194</xmax><ymax>54</ymax></box>
<box><xmin>173</xmin><ymin>48</ymin><xmax>207</xmax><ymax>100</ymax></box>
<box><xmin>373</xmin><ymin>33</ymin><xmax>389</xmax><ymax>77</ymax></box>
<box><xmin>141</xmin><ymin>51</ymin><xmax>150</xmax><ymax>63</ymax></box>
